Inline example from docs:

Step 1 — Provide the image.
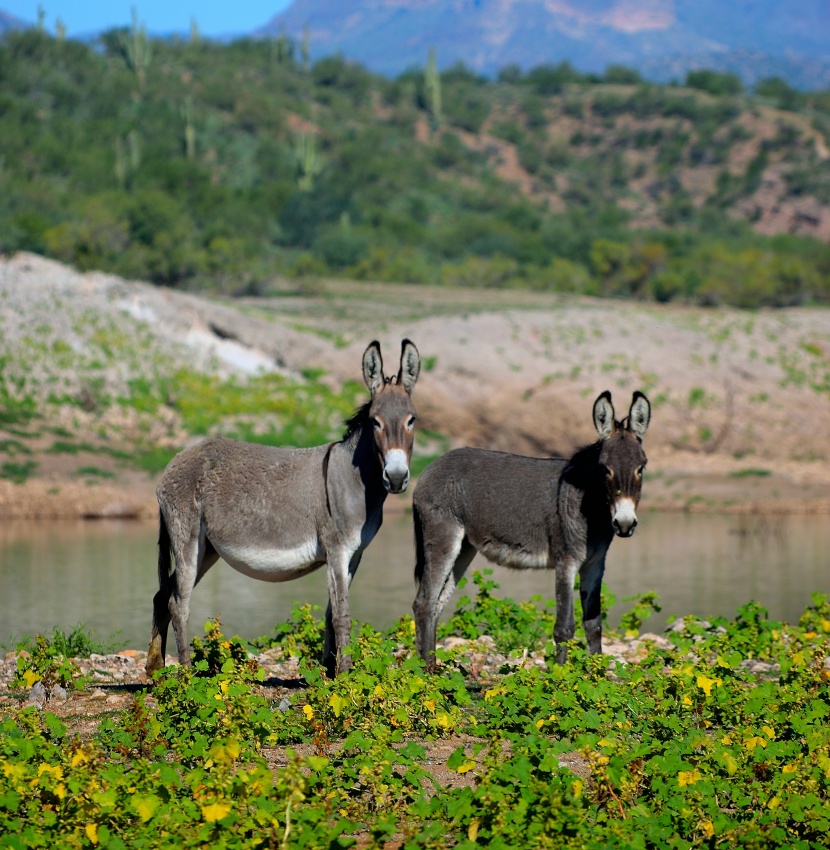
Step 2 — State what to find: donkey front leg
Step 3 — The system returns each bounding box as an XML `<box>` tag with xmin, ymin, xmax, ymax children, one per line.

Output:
<box><xmin>579</xmin><ymin>555</ymin><xmax>606</xmax><ymax>656</ymax></box>
<box><xmin>553</xmin><ymin>558</ymin><xmax>579</xmax><ymax>664</ymax></box>
<box><xmin>323</xmin><ymin>550</ymin><xmax>361</xmax><ymax>677</ymax></box>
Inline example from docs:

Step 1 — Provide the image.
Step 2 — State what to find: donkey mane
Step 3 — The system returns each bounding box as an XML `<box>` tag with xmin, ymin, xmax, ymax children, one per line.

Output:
<box><xmin>562</xmin><ymin>440</ymin><xmax>603</xmax><ymax>488</ymax></box>
<box><xmin>342</xmin><ymin>399</ymin><xmax>373</xmax><ymax>440</ymax></box>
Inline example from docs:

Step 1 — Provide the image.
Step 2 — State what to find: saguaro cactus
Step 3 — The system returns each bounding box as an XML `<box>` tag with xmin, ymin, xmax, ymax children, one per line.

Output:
<box><xmin>425</xmin><ymin>47</ymin><xmax>442</xmax><ymax>128</ymax></box>
<box><xmin>301</xmin><ymin>24</ymin><xmax>311</xmax><ymax>70</ymax></box>
<box><xmin>294</xmin><ymin>133</ymin><xmax>322</xmax><ymax>191</ymax></box>
<box><xmin>182</xmin><ymin>97</ymin><xmax>196</xmax><ymax>160</ymax></box>
<box><xmin>115</xmin><ymin>131</ymin><xmax>141</xmax><ymax>190</ymax></box>
<box><xmin>119</xmin><ymin>8</ymin><xmax>152</xmax><ymax>91</ymax></box>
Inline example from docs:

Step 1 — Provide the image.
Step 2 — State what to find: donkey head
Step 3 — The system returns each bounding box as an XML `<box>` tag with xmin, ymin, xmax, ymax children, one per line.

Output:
<box><xmin>593</xmin><ymin>390</ymin><xmax>651</xmax><ymax>538</ymax></box>
<box><xmin>362</xmin><ymin>339</ymin><xmax>420</xmax><ymax>493</ymax></box>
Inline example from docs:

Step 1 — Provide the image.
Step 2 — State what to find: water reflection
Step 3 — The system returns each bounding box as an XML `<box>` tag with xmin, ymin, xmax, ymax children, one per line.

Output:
<box><xmin>0</xmin><ymin>512</ymin><xmax>827</xmax><ymax>650</ymax></box>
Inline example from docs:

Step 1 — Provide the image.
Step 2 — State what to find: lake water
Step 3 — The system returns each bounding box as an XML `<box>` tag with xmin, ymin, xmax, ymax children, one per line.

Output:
<box><xmin>0</xmin><ymin>511</ymin><xmax>828</xmax><ymax>651</ymax></box>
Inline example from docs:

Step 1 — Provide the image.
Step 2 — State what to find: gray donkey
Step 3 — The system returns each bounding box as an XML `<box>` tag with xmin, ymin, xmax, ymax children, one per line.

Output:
<box><xmin>147</xmin><ymin>339</ymin><xmax>420</xmax><ymax>677</ymax></box>
<box><xmin>412</xmin><ymin>390</ymin><xmax>651</xmax><ymax>668</ymax></box>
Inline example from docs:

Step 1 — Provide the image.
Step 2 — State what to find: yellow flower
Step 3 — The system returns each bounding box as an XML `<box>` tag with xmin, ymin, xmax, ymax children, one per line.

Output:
<box><xmin>85</xmin><ymin>824</ymin><xmax>99</xmax><ymax>845</ymax></box>
<box><xmin>696</xmin><ymin>674</ymin><xmax>722</xmax><ymax>697</ymax></box>
<box><xmin>71</xmin><ymin>750</ymin><xmax>90</xmax><ymax>768</ymax></box>
<box><xmin>303</xmin><ymin>704</ymin><xmax>314</xmax><ymax>720</ymax></box>
<box><xmin>484</xmin><ymin>686</ymin><xmax>506</xmax><ymax>702</ymax></box>
<box><xmin>2</xmin><ymin>762</ymin><xmax>25</xmax><ymax>782</ymax></box>
<box><xmin>424</xmin><ymin>699</ymin><xmax>436</xmax><ymax>713</ymax></box>
<box><xmin>701</xmin><ymin>820</ymin><xmax>715</xmax><ymax>838</ymax></box>
<box><xmin>38</xmin><ymin>764</ymin><xmax>64</xmax><ymax>780</ymax></box>
<box><xmin>22</xmin><ymin>669</ymin><xmax>40</xmax><ymax>688</ymax></box>
<box><xmin>782</xmin><ymin>763</ymin><xmax>798</xmax><ymax>774</ymax></box>
<box><xmin>678</xmin><ymin>769</ymin><xmax>703</xmax><ymax>787</ymax></box>
<box><xmin>435</xmin><ymin>712</ymin><xmax>451</xmax><ymax>729</ymax></box>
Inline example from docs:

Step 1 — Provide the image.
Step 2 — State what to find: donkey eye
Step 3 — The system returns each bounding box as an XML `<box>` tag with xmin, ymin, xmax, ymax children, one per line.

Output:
<box><xmin>373</xmin><ymin>418</ymin><xmax>383</xmax><ymax>431</ymax></box>
<box><xmin>406</xmin><ymin>415</ymin><xmax>416</xmax><ymax>429</ymax></box>
<box><xmin>636</xmin><ymin>466</ymin><xmax>644</xmax><ymax>478</ymax></box>
<box><xmin>605</xmin><ymin>468</ymin><xmax>614</xmax><ymax>480</ymax></box>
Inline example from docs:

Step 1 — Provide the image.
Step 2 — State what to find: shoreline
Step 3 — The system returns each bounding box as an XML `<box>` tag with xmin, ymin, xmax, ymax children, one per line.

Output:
<box><xmin>0</xmin><ymin>477</ymin><xmax>828</xmax><ymax>521</ymax></box>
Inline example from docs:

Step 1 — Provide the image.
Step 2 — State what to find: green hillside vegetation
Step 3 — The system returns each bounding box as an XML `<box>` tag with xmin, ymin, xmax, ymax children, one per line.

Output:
<box><xmin>2</xmin><ymin>25</ymin><xmax>830</xmax><ymax>307</ymax></box>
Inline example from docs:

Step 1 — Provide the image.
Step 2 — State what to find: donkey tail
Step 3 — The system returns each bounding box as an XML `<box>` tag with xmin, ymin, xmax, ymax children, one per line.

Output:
<box><xmin>413</xmin><ymin>502</ymin><xmax>426</xmax><ymax>585</ymax></box>
<box><xmin>157</xmin><ymin>509</ymin><xmax>173</xmax><ymax>590</ymax></box>
<box><xmin>147</xmin><ymin>509</ymin><xmax>175</xmax><ymax>675</ymax></box>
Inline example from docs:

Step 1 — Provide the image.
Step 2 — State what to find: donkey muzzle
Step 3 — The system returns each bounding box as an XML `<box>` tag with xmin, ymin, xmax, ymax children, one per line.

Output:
<box><xmin>383</xmin><ymin>449</ymin><xmax>410</xmax><ymax>493</ymax></box>
<box><xmin>612</xmin><ymin>497</ymin><xmax>638</xmax><ymax>537</ymax></box>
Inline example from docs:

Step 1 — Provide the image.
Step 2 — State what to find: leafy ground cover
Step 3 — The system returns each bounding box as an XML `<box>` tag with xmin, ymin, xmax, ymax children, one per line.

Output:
<box><xmin>2</xmin><ymin>573</ymin><xmax>829</xmax><ymax>848</ymax></box>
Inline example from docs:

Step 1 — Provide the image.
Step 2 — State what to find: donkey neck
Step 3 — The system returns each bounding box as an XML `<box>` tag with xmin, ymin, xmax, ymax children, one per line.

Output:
<box><xmin>561</xmin><ymin>441</ymin><xmax>612</xmax><ymax>523</ymax></box>
<box><xmin>335</xmin><ymin>420</ymin><xmax>388</xmax><ymax>502</ymax></box>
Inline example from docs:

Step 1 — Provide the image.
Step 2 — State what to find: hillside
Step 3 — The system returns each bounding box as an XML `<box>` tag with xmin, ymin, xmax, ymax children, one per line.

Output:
<box><xmin>1</xmin><ymin>253</ymin><xmax>829</xmax><ymax>519</ymax></box>
<box><xmin>1</xmin><ymin>29</ymin><xmax>830</xmax><ymax>309</ymax></box>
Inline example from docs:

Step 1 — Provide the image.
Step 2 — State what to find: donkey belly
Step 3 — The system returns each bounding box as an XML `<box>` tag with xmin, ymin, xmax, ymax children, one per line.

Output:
<box><xmin>214</xmin><ymin>539</ymin><xmax>325</xmax><ymax>582</ymax></box>
<box><xmin>477</xmin><ymin>541</ymin><xmax>550</xmax><ymax>570</ymax></box>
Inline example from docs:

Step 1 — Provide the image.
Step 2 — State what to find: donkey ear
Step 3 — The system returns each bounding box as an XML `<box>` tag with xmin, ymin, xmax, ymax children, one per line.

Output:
<box><xmin>362</xmin><ymin>340</ymin><xmax>385</xmax><ymax>396</ymax></box>
<box><xmin>628</xmin><ymin>391</ymin><xmax>651</xmax><ymax>440</ymax></box>
<box><xmin>593</xmin><ymin>390</ymin><xmax>615</xmax><ymax>439</ymax></box>
<box><xmin>397</xmin><ymin>339</ymin><xmax>420</xmax><ymax>395</ymax></box>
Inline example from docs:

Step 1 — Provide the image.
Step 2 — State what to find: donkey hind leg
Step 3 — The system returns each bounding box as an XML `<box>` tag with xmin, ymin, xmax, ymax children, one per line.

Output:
<box><xmin>323</xmin><ymin>549</ymin><xmax>362</xmax><ymax>678</ymax></box>
<box><xmin>413</xmin><ymin>518</ymin><xmax>475</xmax><ymax>670</ymax></box>
<box><xmin>166</xmin><ymin>521</ymin><xmax>218</xmax><ymax>668</ymax></box>
<box><xmin>579</xmin><ymin>554</ymin><xmax>606</xmax><ymax>656</ymax></box>
<box><xmin>553</xmin><ymin>557</ymin><xmax>580</xmax><ymax>664</ymax></box>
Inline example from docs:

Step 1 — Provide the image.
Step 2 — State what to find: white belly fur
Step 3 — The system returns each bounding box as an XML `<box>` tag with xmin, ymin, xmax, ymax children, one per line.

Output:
<box><xmin>217</xmin><ymin>540</ymin><xmax>324</xmax><ymax>582</ymax></box>
<box><xmin>478</xmin><ymin>543</ymin><xmax>549</xmax><ymax>570</ymax></box>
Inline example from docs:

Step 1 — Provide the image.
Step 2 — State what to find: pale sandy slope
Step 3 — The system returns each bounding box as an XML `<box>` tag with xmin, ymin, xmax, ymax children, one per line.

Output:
<box><xmin>1</xmin><ymin>253</ymin><xmax>828</xmax><ymax>516</ymax></box>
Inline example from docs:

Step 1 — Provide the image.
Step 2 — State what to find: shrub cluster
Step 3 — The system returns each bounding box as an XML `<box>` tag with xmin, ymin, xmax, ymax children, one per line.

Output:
<box><xmin>1</xmin><ymin>28</ymin><xmax>829</xmax><ymax>307</ymax></box>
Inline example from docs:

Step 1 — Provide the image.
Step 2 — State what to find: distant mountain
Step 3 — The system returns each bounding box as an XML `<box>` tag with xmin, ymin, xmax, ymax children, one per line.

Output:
<box><xmin>258</xmin><ymin>0</ymin><xmax>830</xmax><ymax>88</ymax></box>
<box><xmin>0</xmin><ymin>9</ymin><xmax>27</xmax><ymax>34</ymax></box>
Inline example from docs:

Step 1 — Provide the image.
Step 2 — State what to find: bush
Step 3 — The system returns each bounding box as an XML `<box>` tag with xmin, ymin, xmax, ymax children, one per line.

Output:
<box><xmin>686</xmin><ymin>69</ymin><xmax>744</xmax><ymax>96</ymax></box>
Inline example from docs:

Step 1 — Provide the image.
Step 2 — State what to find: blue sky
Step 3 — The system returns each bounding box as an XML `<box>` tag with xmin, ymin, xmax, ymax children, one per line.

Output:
<box><xmin>2</xmin><ymin>1</ymin><xmax>294</xmax><ymax>37</ymax></box>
